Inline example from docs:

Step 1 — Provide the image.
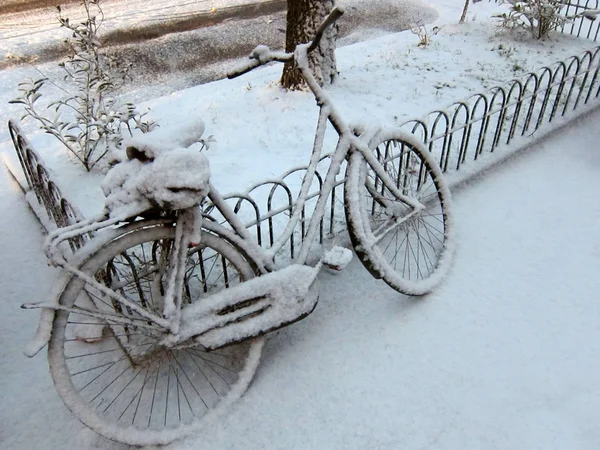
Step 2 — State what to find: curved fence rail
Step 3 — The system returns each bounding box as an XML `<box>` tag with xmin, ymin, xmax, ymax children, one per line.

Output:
<box><xmin>398</xmin><ymin>45</ymin><xmax>600</xmax><ymax>176</ymax></box>
<box><xmin>215</xmin><ymin>43</ymin><xmax>600</xmax><ymax>259</ymax></box>
<box><xmin>8</xmin><ymin>5</ymin><xmax>600</xmax><ymax>258</ymax></box>
<box><xmin>560</xmin><ymin>0</ymin><xmax>600</xmax><ymax>41</ymax></box>
<box><xmin>208</xmin><ymin>153</ymin><xmax>347</xmax><ymax>262</ymax></box>
<box><xmin>8</xmin><ymin>120</ymin><xmax>87</xmax><ymax>251</ymax></box>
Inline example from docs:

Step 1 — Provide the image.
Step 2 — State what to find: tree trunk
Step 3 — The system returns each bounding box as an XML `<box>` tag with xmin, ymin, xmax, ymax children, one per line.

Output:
<box><xmin>459</xmin><ymin>0</ymin><xmax>470</xmax><ymax>23</ymax></box>
<box><xmin>281</xmin><ymin>0</ymin><xmax>338</xmax><ymax>90</ymax></box>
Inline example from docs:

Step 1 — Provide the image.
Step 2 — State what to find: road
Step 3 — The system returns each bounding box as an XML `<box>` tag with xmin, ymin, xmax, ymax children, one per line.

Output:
<box><xmin>0</xmin><ymin>0</ymin><xmax>437</xmax><ymax>105</ymax></box>
<box><xmin>0</xmin><ymin>0</ymin><xmax>437</xmax><ymax>74</ymax></box>
<box><xmin>1</xmin><ymin>0</ymin><xmax>81</xmax><ymax>15</ymax></box>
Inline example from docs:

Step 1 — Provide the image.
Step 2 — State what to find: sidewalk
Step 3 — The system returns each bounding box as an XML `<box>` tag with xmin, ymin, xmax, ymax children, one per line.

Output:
<box><xmin>2</xmin><ymin>102</ymin><xmax>599</xmax><ymax>450</ymax></box>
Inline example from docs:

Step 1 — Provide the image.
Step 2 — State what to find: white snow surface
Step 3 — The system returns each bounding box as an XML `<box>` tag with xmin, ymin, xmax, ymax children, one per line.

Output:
<box><xmin>2</xmin><ymin>103</ymin><xmax>600</xmax><ymax>450</ymax></box>
<box><xmin>322</xmin><ymin>245</ymin><xmax>353</xmax><ymax>270</ymax></box>
<box><xmin>121</xmin><ymin>117</ymin><xmax>206</xmax><ymax>160</ymax></box>
<box><xmin>103</xmin><ymin>119</ymin><xmax>210</xmax><ymax>216</ymax></box>
<box><xmin>0</xmin><ymin>0</ymin><xmax>593</xmax><ymax>219</ymax></box>
<box><xmin>1</xmin><ymin>0</ymin><xmax>600</xmax><ymax>449</ymax></box>
<box><xmin>0</xmin><ymin>0</ymin><xmax>264</xmax><ymax>60</ymax></box>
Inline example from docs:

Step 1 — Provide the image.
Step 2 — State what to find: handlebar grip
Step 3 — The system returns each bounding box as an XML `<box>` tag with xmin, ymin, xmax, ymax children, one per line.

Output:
<box><xmin>227</xmin><ymin>58</ymin><xmax>261</xmax><ymax>79</ymax></box>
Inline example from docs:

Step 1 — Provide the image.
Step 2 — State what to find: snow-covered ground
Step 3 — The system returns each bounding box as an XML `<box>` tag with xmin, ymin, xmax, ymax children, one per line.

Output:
<box><xmin>2</xmin><ymin>98</ymin><xmax>599</xmax><ymax>450</ymax></box>
<box><xmin>1</xmin><ymin>1</ymin><xmax>594</xmax><ymax>216</ymax></box>
<box><xmin>1</xmin><ymin>0</ymin><xmax>600</xmax><ymax>449</ymax></box>
<box><xmin>167</xmin><ymin>113</ymin><xmax>600</xmax><ymax>450</ymax></box>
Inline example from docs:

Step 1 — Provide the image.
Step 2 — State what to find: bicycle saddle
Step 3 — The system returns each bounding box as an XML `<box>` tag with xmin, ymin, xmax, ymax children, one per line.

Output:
<box><xmin>102</xmin><ymin>118</ymin><xmax>212</xmax><ymax>217</ymax></box>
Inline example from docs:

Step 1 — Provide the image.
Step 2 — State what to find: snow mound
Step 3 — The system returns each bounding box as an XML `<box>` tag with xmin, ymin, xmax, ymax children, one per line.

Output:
<box><xmin>102</xmin><ymin>119</ymin><xmax>211</xmax><ymax>218</ymax></box>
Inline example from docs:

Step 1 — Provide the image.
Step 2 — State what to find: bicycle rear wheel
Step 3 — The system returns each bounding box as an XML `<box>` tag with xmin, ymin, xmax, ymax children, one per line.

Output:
<box><xmin>345</xmin><ymin>130</ymin><xmax>454</xmax><ymax>295</ymax></box>
<box><xmin>48</xmin><ymin>222</ymin><xmax>264</xmax><ymax>446</ymax></box>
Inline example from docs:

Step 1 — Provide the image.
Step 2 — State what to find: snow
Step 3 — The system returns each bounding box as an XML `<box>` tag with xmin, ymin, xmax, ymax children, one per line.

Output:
<box><xmin>321</xmin><ymin>245</ymin><xmax>353</xmax><ymax>270</ymax></box>
<box><xmin>1</xmin><ymin>0</ymin><xmax>600</xmax><ymax>448</ymax></box>
<box><xmin>163</xmin><ymin>108</ymin><xmax>600</xmax><ymax>450</ymax></box>
<box><xmin>122</xmin><ymin>117</ymin><xmax>206</xmax><ymax>160</ymax></box>
<box><xmin>175</xmin><ymin>263</ymin><xmax>320</xmax><ymax>349</ymax></box>
<box><xmin>5</xmin><ymin>106</ymin><xmax>593</xmax><ymax>449</ymax></box>
<box><xmin>0</xmin><ymin>0</ymin><xmax>270</xmax><ymax>61</ymax></box>
<box><xmin>2</xmin><ymin>1</ymin><xmax>592</xmax><ymax>220</ymax></box>
<box><xmin>103</xmin><ymin>141</ymin><xmax>211</xmax><ymax>216</ymax></box>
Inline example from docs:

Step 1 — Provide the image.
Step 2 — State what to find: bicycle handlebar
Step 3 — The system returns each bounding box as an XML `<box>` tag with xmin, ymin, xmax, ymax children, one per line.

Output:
<box><xmin>307</xmin><ymin>7</ymin><xmax>344</xmax><ymax>52</ymax></box>
<box><xmin>227</xmin><ymin>6</ymin><xmax>344</xmax><ymax>79</ymax></box>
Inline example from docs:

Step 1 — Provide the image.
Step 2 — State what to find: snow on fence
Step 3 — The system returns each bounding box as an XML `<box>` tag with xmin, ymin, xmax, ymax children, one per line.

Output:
<box><xmin>8</xmin><ymin>9</ymin><xmax>600</xmax><ymax>258</ymax></box>
<box><xmin>207</xmin><ymin>153</ymin><xmax>346</xmax><ymax>262</ymax></box>
<box><xmin>219</xmin><ymin>43</ymin><xmax>600</xmax><ymax>260</ymax></box>
<box><xmin>561</xmin><ymin>0</ymin><xmax>600</xmax><ymax>41</ymax></box>
<box><xmin>8</xmin><ymin>120</ymin><xmax>87</xmax><ymax>252</ymax></box>
<box><xmin>398</xmin><ymin>45</ymin><xmax>600</xmax><ymax>178</ymax></box>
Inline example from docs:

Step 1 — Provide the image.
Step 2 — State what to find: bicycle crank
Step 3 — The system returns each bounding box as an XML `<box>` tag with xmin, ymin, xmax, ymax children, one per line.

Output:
<box><xmin>161</xmin><ymin>264</ymin><xmax>320</xmax><ymax>350</ymax></box>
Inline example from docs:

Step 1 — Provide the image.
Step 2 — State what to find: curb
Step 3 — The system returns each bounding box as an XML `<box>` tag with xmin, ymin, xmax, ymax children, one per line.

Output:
<box><xmin>0</xmin><ymin>0</ymin><xmax>286</xmax><ymax>70</ymax></box>
<box><xmin>103</xmin><ymin>0</ymin><xmax>285</xmax><ymax>46</ymax></box>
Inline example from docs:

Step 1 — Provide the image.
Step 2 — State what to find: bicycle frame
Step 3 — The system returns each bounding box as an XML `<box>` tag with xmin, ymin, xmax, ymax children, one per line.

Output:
<box><xmin>209</xmin><ymin>40</ymin><xmax>427</xmax><ymax>271</ymax></box>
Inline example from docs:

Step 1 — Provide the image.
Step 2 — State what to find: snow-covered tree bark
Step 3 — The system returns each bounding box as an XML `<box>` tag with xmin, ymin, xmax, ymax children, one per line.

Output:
<box><xmin>281</xmin><ymin>0</ymin><xmax>338</xmax><ymax>90</ymax></box>
<box><xmin>461</xmin><ymin>0</ymin><xmax>484</xmax><ymax>23</ymax></box>
<box><xmin>460</xmin><ymin>0</ymin><xmax>470</xmax><ymax>23</ymax></box>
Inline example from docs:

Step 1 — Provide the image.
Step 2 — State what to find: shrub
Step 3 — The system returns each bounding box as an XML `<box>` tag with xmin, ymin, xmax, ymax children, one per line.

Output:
<box><xmin>10</xmin><ymin>0</ymin><xmax>155</xmax><ymax>171</ymax></box>
<box><xmin>493</xmin><ymin>0</ymin><xmax>568</xmax><ymax>39</ymax></box>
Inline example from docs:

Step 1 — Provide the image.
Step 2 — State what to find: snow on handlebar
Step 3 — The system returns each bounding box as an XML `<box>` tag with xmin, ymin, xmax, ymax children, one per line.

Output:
<box><xmin>227</xmin><ymin>6</ymin><xmax>344</xmax><ymax>79</ymax></box>
<box><xmin>227</xmin><ymin>47</ymin><xmax>290</xmax><ymax>79</ymax></box>
<box><xmin>307</xmin><ymin>6</ymin><xmax>344</xmax><ymax>52</ymax></box>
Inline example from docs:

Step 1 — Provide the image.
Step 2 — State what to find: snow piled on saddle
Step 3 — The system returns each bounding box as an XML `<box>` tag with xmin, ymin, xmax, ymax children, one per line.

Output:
<box><xmin>101</xmin><ymin>118</ymin><xmax>211</xmax><ymax>218</ymax></box>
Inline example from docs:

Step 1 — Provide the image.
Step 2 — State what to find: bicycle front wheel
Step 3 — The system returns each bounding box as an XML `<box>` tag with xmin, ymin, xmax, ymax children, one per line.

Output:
<box><xmin>345</xmin><ymin>130</ymin><xmax>454</xmax><ymax>295</ymax></box>
<box><xmin>47</xmin><ymin>222</ymin><xmax>264</xmax><ymax>446</ymax></box>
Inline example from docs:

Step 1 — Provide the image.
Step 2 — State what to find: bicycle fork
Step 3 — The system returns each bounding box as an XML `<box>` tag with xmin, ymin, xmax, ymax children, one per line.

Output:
<box><xmin>160</xmin><ymin>207</ymin><xmax>203</xmax><ymax>334</ymax></box>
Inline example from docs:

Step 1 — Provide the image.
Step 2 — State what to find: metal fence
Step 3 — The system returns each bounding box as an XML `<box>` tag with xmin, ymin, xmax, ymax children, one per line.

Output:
<box><xmin>561</xmin><ymin>0</ymin><xmax>600</xmax><ymax>40</ymax></box>
<box><xmin>9</xmin><ymin>1</ymin><xmax>600</xmax><ymax>258</ymax></box>
<box><xmin>218</xmin><ymin>46</ymin><xmax>600</xmax><ymax>259</ymax></box>
<box><xmin>212</xmin><ymin>153</ymin><xmax>347</xmax><ymax>262</ymax></box>
<box><xmin>398</xmin><ymin>46</ymin><xmax>600</xmax><ymax>177</ymax></box>
<box><xmin>8</xmin><ymin>120</ymin><xmax>86</xmax><ymax>251</ymax></box>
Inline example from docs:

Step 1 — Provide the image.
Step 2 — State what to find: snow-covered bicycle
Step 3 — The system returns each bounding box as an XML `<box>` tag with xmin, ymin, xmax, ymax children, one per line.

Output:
<box><xmin>23</xmin><ymin>7</ymin><xmax>454</xmax><ymax>446</ymax></box>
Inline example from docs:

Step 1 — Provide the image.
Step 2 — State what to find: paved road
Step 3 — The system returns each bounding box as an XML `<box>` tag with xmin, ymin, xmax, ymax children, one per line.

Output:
<box><xmin>1</xmin><ymin>0</ymin><xmax>80</xmax><ymax>15</ymax></box>
<box><xmin>0</xmin><ymin>0</ymin><xmax>287</xmax><ymax>67</ymax></box>
<box><xmin>0</xmin><ymin>0</ymin><xmax>437</xmax><ymax>96</ymax></box>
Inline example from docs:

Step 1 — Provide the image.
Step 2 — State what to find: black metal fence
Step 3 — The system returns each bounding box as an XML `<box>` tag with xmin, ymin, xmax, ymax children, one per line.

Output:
<box><xmin>8</xmin><ymin>1</ymin><xmax>600</xmax><ymax>258</ymax></box>
<box><xmin>212</xmin><ymin>153</ymin><xmax>347</xmax><ymax>261</ymax></box>
<box><xmin>561</xmin><ymin>0</ymin><xmax>600</xmax><ymax>40</ymax></box>
<box><xmin>398</xmin><ymin>46</ymin><xmax>600</xmax><ymax>178</ymax></box>
<box><xmin>8</xmin><ymin>120</ymin><xmax>86</xmax><ymax>251</ymax></box>
<box><xmin>216</xmin><ymin>46</ymin><xmax>600</xmax><ymax>259</ymax></box>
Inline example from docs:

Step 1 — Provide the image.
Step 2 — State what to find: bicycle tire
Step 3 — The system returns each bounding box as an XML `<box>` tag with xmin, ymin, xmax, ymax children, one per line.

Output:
<box><xmin>47</xmin><ymin>222</ymin><xmax>264</xmax><ymax>446</ymax></box>
<box><xmin>344</xmin><ymin>129</ymin><xmax>454</xmax><ymax>295</ymax></box>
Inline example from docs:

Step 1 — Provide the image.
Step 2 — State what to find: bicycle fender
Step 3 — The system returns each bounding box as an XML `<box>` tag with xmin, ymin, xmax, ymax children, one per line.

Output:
<box><xmin>23</xmin><ymin>271</ymin><xmax>72</xmax><ymax>357</ymax></box>
<box><xmin>174</xmin><ymin>265</ymin><xmax>320</xmax><ymax>349</ymax></box>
